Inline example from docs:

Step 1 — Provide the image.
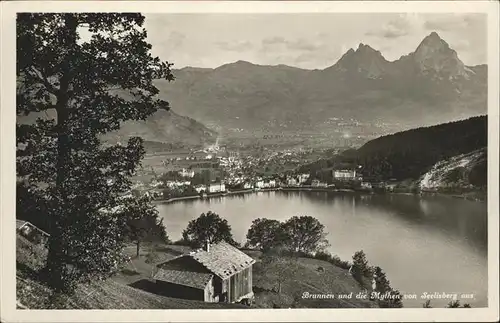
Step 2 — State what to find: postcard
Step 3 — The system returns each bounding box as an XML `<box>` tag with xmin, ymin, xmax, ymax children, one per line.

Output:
<box><xmin>1</xmin><ymin>1</ymin><xmax>499</xmax><ymax>322</ymax></box>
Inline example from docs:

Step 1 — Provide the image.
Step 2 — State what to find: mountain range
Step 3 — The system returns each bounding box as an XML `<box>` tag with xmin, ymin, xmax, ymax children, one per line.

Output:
<box><xmin>17</xmin><ymin>32</ymin><xmax>488</xmax><ymax>149</ymax></box>
<box><xmin>155</xmin><ymin>32</ymin><xmax>487</xmax><ymax>135</ymax></box>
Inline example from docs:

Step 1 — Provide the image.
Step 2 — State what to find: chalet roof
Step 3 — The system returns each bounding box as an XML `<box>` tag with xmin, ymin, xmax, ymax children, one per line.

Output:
<box><xmin>153</xmin><ymin>268</ymin><xmax>213</xmax><ymax>290</ymax></box>
<box><xmin>16</xmin><ymin>219</ymin><xmax>27</xmax><ymax>230</ymax></box>
<box><xmin>16</xmin><ymin>219</ymin><xmax>50</xmax><ymax>236</ymax></box>
<box><xmin>190</xmin><ymin>241</ymin><xmax>255</xmax><ymax>280</ymax></box>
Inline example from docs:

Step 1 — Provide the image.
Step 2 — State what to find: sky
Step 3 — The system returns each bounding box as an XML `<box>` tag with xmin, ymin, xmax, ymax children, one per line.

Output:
<box><xmin>142</xmin><ymin>13</ymin><xmax>487</xmax><ymax>70</ymax></box>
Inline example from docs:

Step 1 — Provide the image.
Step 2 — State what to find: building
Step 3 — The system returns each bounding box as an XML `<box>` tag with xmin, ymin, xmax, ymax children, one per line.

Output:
<box><xmin>153</xmin><ymin>241</ymin><xmax>255</xmax><ymax>303</ymax></box>
<box><xmin>16</xmin><ymin>220</ymin><xmax>50</xmax><ymax>245</ymax></box>
<box><xmin>333</xmin><ymin>169</ymin><xmax>358</xmax><ymax>181</ymax></box>
<box><xmin>179</xmin><ymin>168</ymin><xmax>195</xmax><ymax>178</ymax></box>
<box><xmin>254</xmin><ymin>181</ymin><xmax>264</xmax><ymax>189</ymax></box>
<box><xmin>194</xmin><ymin>184</ymin><xmax>207</xmax><ymax>193</ymax></box>
<box><xmin>268</xmin><ymin>179</ymin><xmax>276</xmax><ymax>188</ymax></box>
<box><xmin>361</xmin><ymin>182</ymin><xmax>373</xmax><ymax>189</ymax></box>
<box><xmin>311</xmin><ymin>180</ymin><xmax>327</xmax><ymax>188</ymax></box>
<box><xmin>208</xmin><ymin>183</ymin><xmax>226</xmax><ymax>193</ymax></box>
<box><xmin>298</xmin><ymin>174</ymin><xmax>310</xmax><ymax>184</ymax></box>
<box><xmin>287</xmin><ymin>177</ymin><xmax>298</xmax><ymax>186</ymax></box>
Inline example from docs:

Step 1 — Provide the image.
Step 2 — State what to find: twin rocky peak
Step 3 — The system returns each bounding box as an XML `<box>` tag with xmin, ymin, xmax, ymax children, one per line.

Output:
<box><xmin>331</xmin><ymin>32</ymin><xmax>473</xmax><ymax>80</ymax></box>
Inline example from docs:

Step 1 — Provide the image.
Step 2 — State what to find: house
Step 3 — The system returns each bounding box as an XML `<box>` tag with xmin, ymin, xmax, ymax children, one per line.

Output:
<box><xmin>179</xmin><ymin>168</ymin><xmax>195</xmax><ymax>178</ymax></box>
<box><xmin>194</xmin><ymin>184</ymin><xmax>207</xmax><ymax>193</ymax></box>
<box><xmin>361</xmin><ymin>182</ymin><xmax>373</xmax><ymax>189</ymax></box>
<box><xmin>268</xmin><ymin>179</ymin><xmax>276</xmax><ymax>188</ymax></box>
<box><xmin>16</xmin><ymin>220</ymin><xmax>50</xmax><ymax>245</ymax></box>
<box><xmin>153</xmin><ymin>241</ymin><xmax>255</xmax><ymax>303</ymax></box>
<box><xmin>311</xmin><ymin>180</ymin><xmax>327</xmax><ymax>188</ymax></box>
<box><xmin>298</xmin><ymin>174</ymin><xmax>310</xmax><ymax>184</ymax></box>
<box><xmin>287</xmin><ymin>177</ymin><xmax>298</xmax><ymax>186</ymax></box>
<box><xmin>208</xmin><ymin>183</ymin><xmax>226</xmax><ymax>193</ymax></box>
<box><xmin>254</xmin><ymin>181</ymin><xmax>264</xmax><ymax>189</ymax></box>
<box><xmin>333</xmin><ymin>169</ymin><xmax>358</xmax><ymax>181</ymax></box>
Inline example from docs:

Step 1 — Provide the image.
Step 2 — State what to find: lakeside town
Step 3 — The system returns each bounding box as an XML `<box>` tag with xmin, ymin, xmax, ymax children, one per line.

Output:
<box><xmin>129</xmin><ymin>143</ymin><xmax>389</xmax><ymax>202</ymax></box>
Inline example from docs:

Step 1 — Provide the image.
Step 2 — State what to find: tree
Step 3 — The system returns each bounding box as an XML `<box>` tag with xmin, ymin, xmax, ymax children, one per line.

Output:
<box><xmin>16</xmin><ymin>181</ymin><xmax>51</xmax><ymax>234</ymax></box>
<box><xmin>245</xmin><ymin>218</ymin><xmax>287</xmax><ymax>251</ymax></box>
<box><xmin>446</xmin><ymin>300</ymin><xmax>471</xmax><ymax>308</ymax></box>
<box><xmin>182</xmin><ymin>211</ymin><xmax>238</xmax><ymax>248</ymax></box>
<box><xmin>260</xmin><ymin>248</ymin><xmax>299</xmax><ymax>295</ymax></box>
<box><xmin>422</xmin><ymin>300</ymin><xmax>432</xmax><ymax>308</ymax></box>
<box><xmin>281</xmin><ymin>216</ymin><xmax>329</xmax><ymax>254</ymax></box>
<box><xmin>371</xmin><ymin>265</ymin><xmax>403</xmax><ymax>308</ymax></box>
<box><xmin>447</xmin><ymin>300</ymin><xmax>461</xmax><ymax>308</ymax></box>
<box><xmin>351</xmin><ymin>250</ymin><xmax>371</xmax><ymax>282</ymax></box>
<box><xmin>120</xmin><ymin>195</ymin><xmax>169</xmax><ymax>257</ymax></box>
<box><xmin>17</xmin><ymin>13</ymin><xmax>173</xmax><ymax>294</ymax></box>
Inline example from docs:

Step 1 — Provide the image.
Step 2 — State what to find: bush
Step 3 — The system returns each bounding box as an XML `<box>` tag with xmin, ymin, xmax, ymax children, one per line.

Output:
<box><xmin>312</xmin><ymin>251</ymin><xmax>351</xmax><ymax>270</ymax></box>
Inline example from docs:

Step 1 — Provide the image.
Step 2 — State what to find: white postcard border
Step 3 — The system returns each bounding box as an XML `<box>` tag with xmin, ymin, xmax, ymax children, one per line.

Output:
<box><xmin>1</xmin><ymin>1</ymin><xmax>498</xmax><ymax>322</ymax></box>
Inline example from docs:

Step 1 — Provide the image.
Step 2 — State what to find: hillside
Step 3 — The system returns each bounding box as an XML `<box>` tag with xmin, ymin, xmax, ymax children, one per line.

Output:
<box><xmin>419</xmin><ymin>148</ymin><xmax>487</xmax><ymax>190</ymax></box>
<box><xmin>16</xmin><ymin>103</ymin><xmax>217</xmax><ymax>151</ymax></box>
<box><xmin>251</xmin><ymin>253</ymin><xmax>377</xmax><ymax>308</ymax></box>
<box><xmin>16</xmin><ymin>236</ymin><xmax>376</xmax><ymax>309</ymax></box>
<box><xmin>299</xmin><ymin>116</ymin><xmax>487</xmax><ymax>185</ymax></box>
<box><xmin>103</xmin><ymin>109</ymin><xmax>217</xmax><ymax>148</ymax></box>
<box><xmin>154</xmin><ymin>32</ymin><xmax>487</xmax><ymax>134</ymax></box>
<box><xmin>16</xmin><ymin>236</ymin><xmax>243</xmax><ymax>309</ymax></box>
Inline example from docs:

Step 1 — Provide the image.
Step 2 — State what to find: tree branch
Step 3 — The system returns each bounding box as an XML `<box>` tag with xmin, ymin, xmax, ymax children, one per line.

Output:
<box><xmin>28</xmin><ymin>66</ymin><xmax>60</xmax><ymax>96</ymax></box>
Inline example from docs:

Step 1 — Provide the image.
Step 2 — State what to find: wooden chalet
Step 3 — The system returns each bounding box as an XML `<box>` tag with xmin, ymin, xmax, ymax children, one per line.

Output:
<box><xmin>16</xmin><ymin>219</ymin><xmax>50</xmax><ymax>245</ymax></box>
<box><xmin>153</xmin><ymin>241</ymin><xmax>255</xmax><ymax>303</ymax></box>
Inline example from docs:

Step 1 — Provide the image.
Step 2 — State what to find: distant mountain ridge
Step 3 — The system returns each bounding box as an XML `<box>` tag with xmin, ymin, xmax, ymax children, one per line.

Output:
<box><xmin>154</xmin><ymin>32</ymin><xmax>487</xmax><ymax>134</ymax></box>
<box><xmin>17</xmin><ymin>106</ymin><xmax>218</xmax><ymax>149</ymax></box>
<box><xmin>299</xmin><ymin>115</ymin><xmax>487</xmax><ymax>185</ymax></box>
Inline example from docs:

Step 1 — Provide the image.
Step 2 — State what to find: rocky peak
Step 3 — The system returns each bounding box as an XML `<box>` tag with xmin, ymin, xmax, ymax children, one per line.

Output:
<box><xmin>411</xmin><ymin>32</ymin><xmax>468</xmax><ymax>79</ymax></box>
<box><xmin>332</xmin><ymin>43</ymin><xmax>390</xmax><ymax>78</ymax></box>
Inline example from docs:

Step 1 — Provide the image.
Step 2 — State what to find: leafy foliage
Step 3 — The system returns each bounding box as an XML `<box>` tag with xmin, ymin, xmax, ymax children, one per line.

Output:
<box><xmin>182</xmin><ymin>211</ymin><xmax>239</xmax><ymax>248</ymax></box>
<box><xmin>16</xmin><ymin>13</ymin><xmax>173</xmax><ymax>293</ymax></box>
<box><xmin>245</xmin><ymin>218</ymin><xmax>287</xmax><ymax>251</ymax></box>
<box><xmin>371</xmin><ymin>266</ymin><xmax>403</xmax><ymax>308</ymax></box>
<box><xmin>351</xmin><ymin>250</ymin><xmax>371</xmax><ymax>282</ymax></box>
<box><xmin>281</xmin><ymin>216</ymin><xmax>330</xmax><ymax>254</ymax></box>
<box><xmin>446</xmin><ymin>300</ymin><xmax>471</xmax><ymax>308</ymax></box>
<box><xmin>312</xmin><ymin>251</ymin><xmax>351</xmax><ymax>270</ymax></box>
<box><xmin>245</xmin><ymin>216</ymin><xmax>329</xmax><ymax>254</ymax></box>
<box><xmin>119</xmin><ymin>195</ymin><xmax>170</xmax><ymax>257</ymax></box>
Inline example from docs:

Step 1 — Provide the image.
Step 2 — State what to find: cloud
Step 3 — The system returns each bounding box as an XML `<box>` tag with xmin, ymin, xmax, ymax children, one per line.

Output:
<box><xmin>366</xmin><ymin>14</ymin><xmax>420</xmax><ymax>39</ymax></box>
<box><xmin>216</xmin><ymin>40</ymin><xmax>253</xmax><ymax>52</ymax></box>
<box><xmin>262</xmin><ymin>36</ymin><xmax>287</xmax><ymax>45</ymax></box>
<box><xmin>261</xmin><ymin>36</ymin><xmax>324</xmax><ymax>52</ymax></box>
<box><xmin>423</xmin><ymin>14</ymin><xmax>485</xmax><ymax>32</ymax></box>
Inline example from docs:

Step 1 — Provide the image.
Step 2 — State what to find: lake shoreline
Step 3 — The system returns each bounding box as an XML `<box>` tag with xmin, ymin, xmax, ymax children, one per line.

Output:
<box><xmin>153</xmin><ymin>186</ymin><xmax>485</xmax><ymax>205</ymax></box>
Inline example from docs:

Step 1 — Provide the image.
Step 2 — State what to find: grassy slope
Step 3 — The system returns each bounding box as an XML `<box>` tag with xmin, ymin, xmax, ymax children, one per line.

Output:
<box><xmin>16</xmin><ymin>237</ymin><xmax>244</xmax><ymax>309</ymax></box>
<box><xmin>250</xmin><ymin>252</ymin><xmax>377</xmax><ymax>308</ymax></box>
<box><xmin>16</xmin><ymin>238</ymin><xmax>376</xmax><ymax>309</ymax></box>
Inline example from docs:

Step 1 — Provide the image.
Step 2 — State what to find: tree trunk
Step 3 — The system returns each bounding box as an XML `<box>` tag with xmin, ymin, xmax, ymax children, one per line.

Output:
<box><xmin>45</xmin><ymin>14</ymin><xmax>79</xmax><ymax>292</ymax></box>
<box><xmin>136</xmin><ymin>240</ymin><xmax>140</xmax><ymax>258</ymax></box>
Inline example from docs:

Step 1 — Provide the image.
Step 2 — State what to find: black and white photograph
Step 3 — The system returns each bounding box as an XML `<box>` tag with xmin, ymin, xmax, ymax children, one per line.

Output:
<box><xmin>1</xmin><ymin>1</ymin><xmax>499</xmax><ymax>322</ymax></box>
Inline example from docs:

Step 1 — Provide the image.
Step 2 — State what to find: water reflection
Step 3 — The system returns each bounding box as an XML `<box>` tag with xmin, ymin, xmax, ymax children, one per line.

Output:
<box><xmin>157</xmin><ymin>191</ymin><xmax>488</xmax><ymax>308</ymax></box>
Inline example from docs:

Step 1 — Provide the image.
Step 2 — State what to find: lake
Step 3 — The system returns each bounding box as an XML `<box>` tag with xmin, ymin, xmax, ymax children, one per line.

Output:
<box><xmin>156</xmin><ymin>191</ymin><xmax>488</xmax><ymax>308</ymax></box>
